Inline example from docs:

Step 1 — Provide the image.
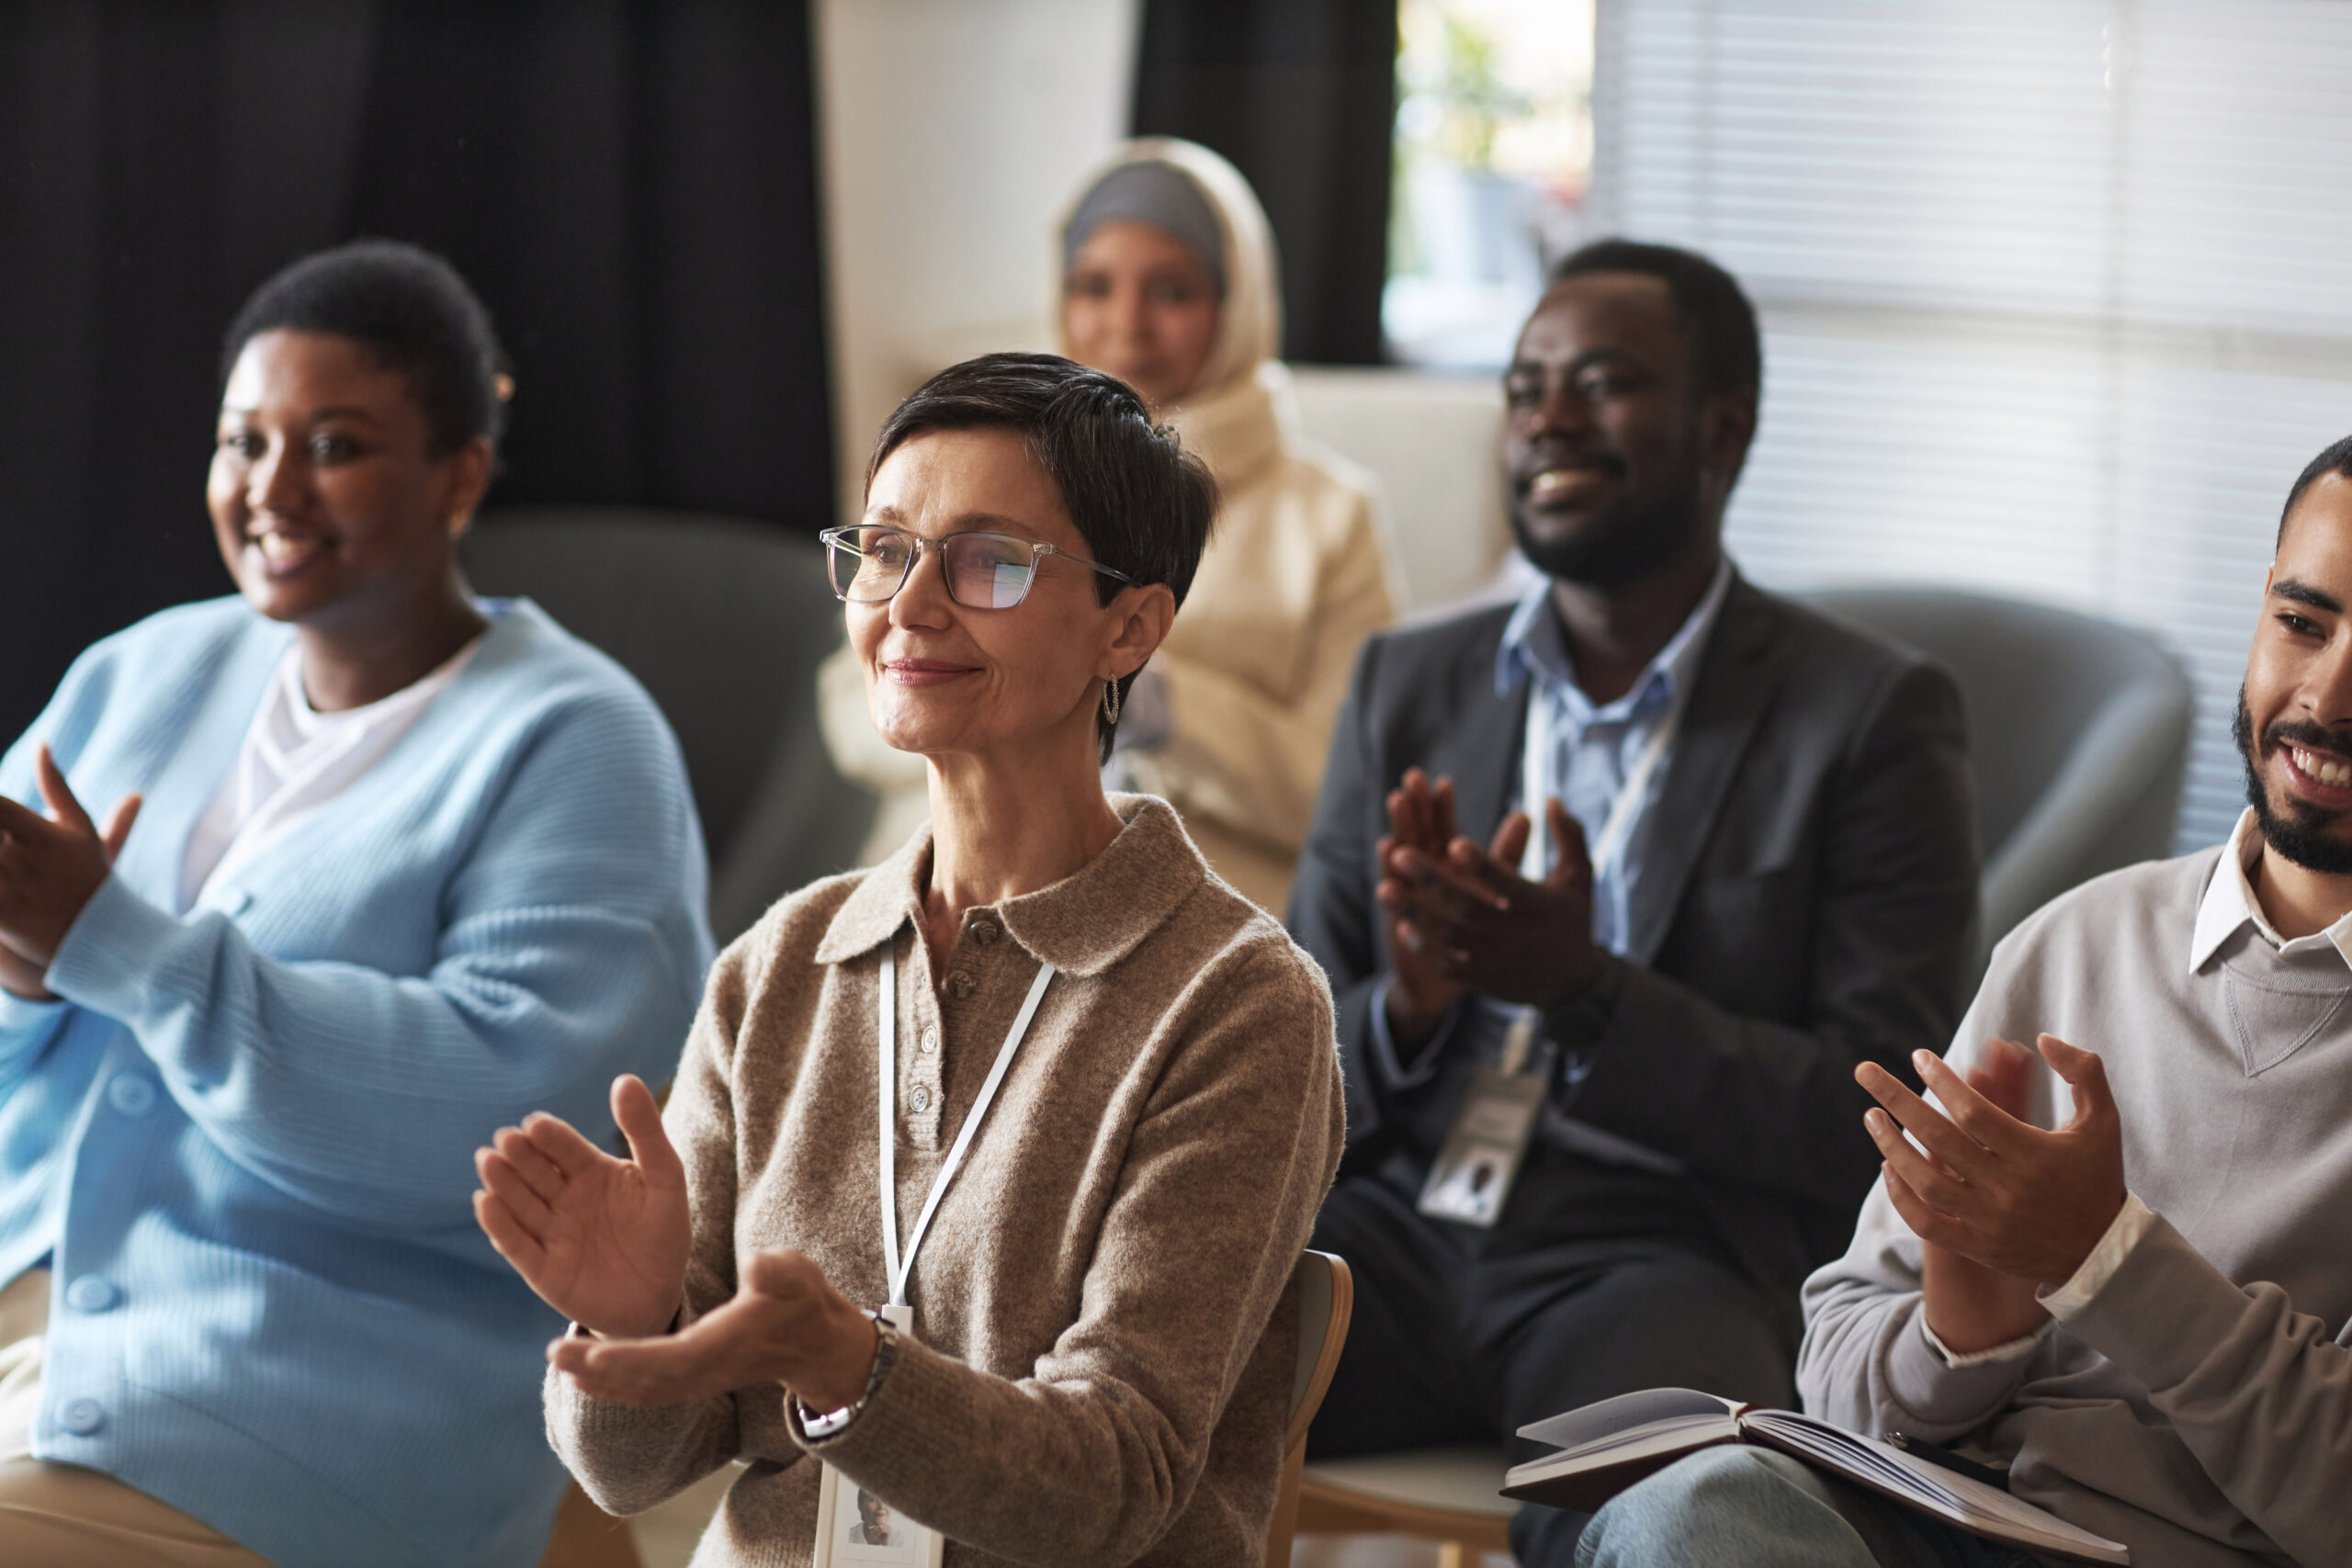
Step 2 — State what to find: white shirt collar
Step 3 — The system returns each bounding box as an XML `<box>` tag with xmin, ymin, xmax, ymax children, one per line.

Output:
<box><xmin>2189</xmin><ymin>807</ymin><xmax>2352</xmax><ymax>971</ymax></box>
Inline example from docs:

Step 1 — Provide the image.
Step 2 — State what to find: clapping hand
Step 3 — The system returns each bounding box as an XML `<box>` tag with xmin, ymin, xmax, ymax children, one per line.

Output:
<box><xmin>0</xmin><ymin>744</ymin><xmax>142</xmax><ymax>1000</ymax></box>
<box><xmin>475</xmin><ymin>1074</ymin><xmax>879</xmax><ymax>1413</ymax></box>
<box><xmin>1377</xmin><ymin>772</ymin><xmax>1607</xmax><ymax>1020</ymax></box>
<box><xmin>1857</xmin><ymin>1034</ymin><xmax>2127</xmax><ymax>1350</ymax></box>
<box><xmin>474</xmin><ymin>1074</ymin><xmax>695</xmax><ymax>1341</ymax></box>
<box><xmin>1375</xmin><ymin>770</ymin><xmax>1467</xmax><ymax>1045</ymax></box>
<box><xmin>546</xmin><ymin>1247</ymin><xmax>878</xmax><ymax>1414</ymax></box>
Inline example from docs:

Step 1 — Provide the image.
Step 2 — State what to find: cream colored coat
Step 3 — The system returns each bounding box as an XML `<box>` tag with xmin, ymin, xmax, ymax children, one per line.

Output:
<box><xmin>818</xmin><ymin>139</ymin><xmax>1398</xmax><ymax>912</ymax></box>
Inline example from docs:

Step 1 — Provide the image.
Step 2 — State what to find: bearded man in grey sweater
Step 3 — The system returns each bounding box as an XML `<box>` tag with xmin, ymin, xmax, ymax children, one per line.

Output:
<box><xmin>1574</xmin><ymin>440</ymin><xmax>2352</xmax><ymax>1568</ymax></box>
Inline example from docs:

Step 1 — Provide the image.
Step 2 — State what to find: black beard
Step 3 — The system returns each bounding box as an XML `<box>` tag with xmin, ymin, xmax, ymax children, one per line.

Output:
<box><xmin>2235</xmin><ymin>684</ymin><xmax>2352</xmax><ymax>874</ymax></box>
<box><xmin>1509</xmin><ymin>448</ymin><xmax>1707</xmax><ymax>592</ymax></box>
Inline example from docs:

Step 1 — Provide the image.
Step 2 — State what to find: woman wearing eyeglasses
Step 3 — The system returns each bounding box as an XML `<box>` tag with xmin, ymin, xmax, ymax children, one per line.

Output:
<box><xmin>475</xmin><ymin>354</ymin><xmax>1345</xmax><ymax>1565</ymax></box>
<box><xmin>820</xmin><ymin>139</ymin><xmax>1400</xmax><ymax>914</ymax></box>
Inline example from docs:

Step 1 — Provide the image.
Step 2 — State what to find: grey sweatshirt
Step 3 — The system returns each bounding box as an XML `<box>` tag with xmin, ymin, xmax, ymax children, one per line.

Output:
<box><xmin>1799</xmin><ymin>836</ymin><xmax>2352</xmax><ymax>1568</ymax></box>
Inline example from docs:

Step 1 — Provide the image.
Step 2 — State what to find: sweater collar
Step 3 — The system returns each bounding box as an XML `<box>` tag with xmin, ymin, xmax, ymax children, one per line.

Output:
<box><xmin>814</xmin><ymin>794</ymin><xmax>1207</xmax><ymax>976</ymax></box>
<box><xmin>2191</xmin><ymin>807</ymin><xmax>2352</xmax><ymax>972</ymax></box>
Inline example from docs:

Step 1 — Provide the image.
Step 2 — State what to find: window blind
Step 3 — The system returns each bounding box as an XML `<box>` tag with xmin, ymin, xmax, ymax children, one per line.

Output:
<box><xmin>1589</xmin><ymin>0</ymin><xmax>2352</xmax><ymax>851</ymax></box>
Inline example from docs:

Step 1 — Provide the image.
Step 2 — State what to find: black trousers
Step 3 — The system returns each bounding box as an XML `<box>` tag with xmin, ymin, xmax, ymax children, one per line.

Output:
<box><xmin>1306</xmin><ymin>1149</ymin><xmax>1799</xmax><ymax>1567</ymax></box>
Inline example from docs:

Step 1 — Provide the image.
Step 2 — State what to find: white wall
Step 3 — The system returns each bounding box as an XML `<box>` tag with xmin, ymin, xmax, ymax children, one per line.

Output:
<box><xmin>814</xmin><ymin>0</ymin><xmax>1141</xmax><ymax>525</ymax></box>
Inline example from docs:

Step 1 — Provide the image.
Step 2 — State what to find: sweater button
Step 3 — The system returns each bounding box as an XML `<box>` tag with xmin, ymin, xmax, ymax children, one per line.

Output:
<box><xmin>106</xmin><ymin>1075</ymin><xmax>156</xmax><ymax>1117</ymax></box>
<box><xmin>65</xmin><ymin>1276</ymin><xmax>118</xmax><ymax>1314</ymax></box>
<box><xmin>945</xmin><ymin>971</ymin><xmax>974</xmax><ymax>999</ymax></box>
<box><xmin>969</xmin><ymin>919</ymin><xmax>998</xmax><ymax>945</ymax></box>
<box><xmin>918</xmin><ymin>1027</ymin><xmax>938</xmax><ymax>1055</ymax></box>
<box><xmin>58</xmin><ymin>1398</ymin><xmax>104</xmax><ymax>1436</ymax></box>
<box><xmin>909</xmin><ymin>1085</ymin><xmax>932</xmax><ymax>1114</ymax></box>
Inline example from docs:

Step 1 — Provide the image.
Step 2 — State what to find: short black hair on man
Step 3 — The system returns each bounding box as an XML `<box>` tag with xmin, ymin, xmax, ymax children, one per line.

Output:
<box><xmin>2279</xmin><ymin>434</ymin><xmax>2352</xmax><ymax>547</ymax></box>
<box><xmin>866</xmin><ymin>352</ymin><xmax>1217</xmax><ymax>761</ymax></box>
<box><xmin>1549</xmin><ymin>238</ymin><xmax>1763</xmax><ymax>400</ymax></box>
<box><xmin>222</xmin><ymin>240</ymin><xmax>506</xmax><ymax>456</ymax></box>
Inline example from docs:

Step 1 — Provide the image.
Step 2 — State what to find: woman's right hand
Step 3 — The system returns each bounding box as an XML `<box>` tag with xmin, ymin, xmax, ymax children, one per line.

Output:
<box><xmin>474</xmin><ymin>1074</ymin><xmax>692</xmax><ymax>1340</ymax></box>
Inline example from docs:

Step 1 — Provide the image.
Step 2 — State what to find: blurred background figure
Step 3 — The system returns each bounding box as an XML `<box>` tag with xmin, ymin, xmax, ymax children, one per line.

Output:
<box><xmin>821</xmin><ymin>138</ymin><xmax>1399</xmax><ymax>911</ymax></box>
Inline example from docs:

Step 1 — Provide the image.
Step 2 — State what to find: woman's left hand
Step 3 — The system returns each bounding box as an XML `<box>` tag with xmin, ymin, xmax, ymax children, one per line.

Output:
<box><xmin>0</xmin><ymin>745</ymin><xmax>142</xmax><ymax>996</ymax></box>
<box><xmin>548</xmin><ymin>1247</ymin><xmax>880</xmax><ymax>1413</ymax></box>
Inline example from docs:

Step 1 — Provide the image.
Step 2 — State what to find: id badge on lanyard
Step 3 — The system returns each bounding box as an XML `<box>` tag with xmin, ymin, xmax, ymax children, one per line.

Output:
<box><xmin>1415</xmin><ymin>684</ymin><xmax>1679</xmax><ymax>1229</ymax></box>
<box><xmin>811</xmin><ymin>942</ymin><xmax>1054</xmax><ymax>1566</ymax></box>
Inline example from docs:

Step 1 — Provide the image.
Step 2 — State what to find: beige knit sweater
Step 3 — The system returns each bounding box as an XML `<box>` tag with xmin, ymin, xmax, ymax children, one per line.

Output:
<box><xmin>547</xmin><ymin>797</ymin><xmax>1345</xmax><ymax>1565</ymax></box>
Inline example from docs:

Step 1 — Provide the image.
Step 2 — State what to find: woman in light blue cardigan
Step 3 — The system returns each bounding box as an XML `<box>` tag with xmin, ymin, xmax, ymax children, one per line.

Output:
<box><xmin>0</xmin><ymin>243</ymin><xmax>712</xmax><ymax>1566</ymax></box>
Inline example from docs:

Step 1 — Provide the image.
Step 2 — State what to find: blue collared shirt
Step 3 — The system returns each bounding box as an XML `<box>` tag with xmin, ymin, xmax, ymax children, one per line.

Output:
<box><xmin>1495</xmin><ymin>555</ymin><xmax>1734</xmax><ymax>953</ymax></box>
<box><xmin>1372</xmin><ymin>558</ymin><xmax>1736</xmax><ymax>1173</ymax></box>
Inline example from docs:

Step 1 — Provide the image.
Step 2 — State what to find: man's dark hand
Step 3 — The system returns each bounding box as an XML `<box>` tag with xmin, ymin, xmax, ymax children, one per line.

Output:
<box><xmin>1378</xmin><ymin>796</ymin><xmax>1607</xmax><ymax>1011</ymax></box>
<box><xmin>1378</xmin><ymin>770</ymin><xmax>1466</xmax><ymax>1046</ymax></box>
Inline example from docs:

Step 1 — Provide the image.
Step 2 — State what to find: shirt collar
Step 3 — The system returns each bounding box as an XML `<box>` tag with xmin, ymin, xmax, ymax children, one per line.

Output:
<box><xmin>2189</xmin><ymin>807</ymin><xmax>2352</xmax><ymax>971</ymax></box>
<box><xmin>813</xmin><ymin>793</ymin><xmax>1209</xmax><ymax>976</ymax></box>
<box><xmin>1495</xmin><ymin>555</ymin><xmax>1736</xmax><ymax>723</ymax></box>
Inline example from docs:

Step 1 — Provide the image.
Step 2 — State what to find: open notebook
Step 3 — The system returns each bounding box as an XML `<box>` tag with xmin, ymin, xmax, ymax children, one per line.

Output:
<box><xmin>1501</xmin><ymin>1389</ymin><xmax>2129</xmax><ymax>1565</ymax></box>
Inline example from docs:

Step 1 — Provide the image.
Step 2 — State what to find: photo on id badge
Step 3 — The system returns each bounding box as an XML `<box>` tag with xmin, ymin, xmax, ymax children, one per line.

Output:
<box><xmin>816</xmin><ymin>1462</ymin><xmax>943</xmax><ymax>1566</ymax></box>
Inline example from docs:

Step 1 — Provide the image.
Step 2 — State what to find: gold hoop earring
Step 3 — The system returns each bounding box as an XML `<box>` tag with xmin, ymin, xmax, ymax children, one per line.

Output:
<box><xmin>1102</xmin><ymin>678</ymin><xmax>1123</xmax><ymax>725</ymax></box>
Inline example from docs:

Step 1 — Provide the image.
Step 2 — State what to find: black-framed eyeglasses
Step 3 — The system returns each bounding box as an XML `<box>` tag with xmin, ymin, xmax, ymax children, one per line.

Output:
<box><xmin>819</xmin><ymin>524</ymin><xmax>1135</xmax><ymax>611</ymax></box>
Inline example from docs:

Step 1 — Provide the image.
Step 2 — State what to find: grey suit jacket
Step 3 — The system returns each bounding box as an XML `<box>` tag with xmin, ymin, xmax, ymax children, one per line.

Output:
<box><xmin>1288</xmin><ymin>573</ymin><xmax>1981</xmax><ymax>1287</ymax></box>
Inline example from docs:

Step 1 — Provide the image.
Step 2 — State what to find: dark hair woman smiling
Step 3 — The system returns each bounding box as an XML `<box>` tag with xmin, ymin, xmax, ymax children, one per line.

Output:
<box><xmin>476</xmin><ymin>354</ymin><xmax>1346</xmax><ymax>1565</ymax></box>
<box><xmin>0</xmin><ymin>241</ymin><xmax>710</xmax><ymax>1566</ymax></box>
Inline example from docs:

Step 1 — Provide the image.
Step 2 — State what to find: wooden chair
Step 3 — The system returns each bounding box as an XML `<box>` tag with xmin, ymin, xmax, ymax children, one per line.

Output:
<box><xmin>1264</xmin><ymin>1250</ymin><xmax>1355</xmax><ymax>1568</ymax></box>
<box><xmin>1294</xmin><ymin>1444</ymin><xmax>1519</xmax><ymax>1567</ymax></box>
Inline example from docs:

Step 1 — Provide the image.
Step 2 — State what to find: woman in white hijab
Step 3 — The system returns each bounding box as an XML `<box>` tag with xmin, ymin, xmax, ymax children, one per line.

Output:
<box><xmin>820</xmin><ymin>138</ymin><xmax>1398</xmax><ymax>911</ymax></box>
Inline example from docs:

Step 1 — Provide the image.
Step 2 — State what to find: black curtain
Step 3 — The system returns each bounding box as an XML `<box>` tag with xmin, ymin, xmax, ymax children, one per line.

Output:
<box><xmin>1131</xmin><ymin>0</ymin><xmax>1396</xmax><ymax>367</ymax></box>
<box><xmin>0</xmin><ymin>0</ymin><xmax>831</xmax><ymax>743</ymax></box>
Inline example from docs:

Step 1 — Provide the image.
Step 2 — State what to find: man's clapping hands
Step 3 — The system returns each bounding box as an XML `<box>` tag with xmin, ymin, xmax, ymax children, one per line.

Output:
<box><xmin>1375</xmin><ymin>767</ymin><xmax>1610</xmax><ymax>1048</ymax></box>
<box><xmin>1856</xmin><ymin>1033</ymin><xmax>2128</xmax><ymax>1354</ymax></box>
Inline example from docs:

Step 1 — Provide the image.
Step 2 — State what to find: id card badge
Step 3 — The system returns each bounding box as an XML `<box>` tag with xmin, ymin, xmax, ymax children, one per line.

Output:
<box><xmin>1416</xmin><ymin>1066</ymin><xmax>1544</xmax><ymax>1227</ymax></box>
<box><xmin>812</xmin><ymin>1305</ymin><xmax>941</xmax><ymax>1567</ymax></box>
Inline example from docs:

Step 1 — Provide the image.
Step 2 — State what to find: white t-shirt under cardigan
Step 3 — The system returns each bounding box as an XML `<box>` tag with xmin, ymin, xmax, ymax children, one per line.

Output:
<box><xmin>178</xmin><ymin>636</ymin><xmax>482</xmax><ymax>912</ymax></box>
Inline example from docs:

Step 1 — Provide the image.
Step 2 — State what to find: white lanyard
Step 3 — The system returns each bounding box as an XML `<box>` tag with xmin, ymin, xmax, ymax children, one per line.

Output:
<box><xmin>1519</xmin><ymin>680</ymin><xmax>1686</xmax><ymax>884</ymax></box>
<box><xmin>876</xmin><ymin>943</ymin><xmax>1056</xmax><ymax>1311</ymax></box>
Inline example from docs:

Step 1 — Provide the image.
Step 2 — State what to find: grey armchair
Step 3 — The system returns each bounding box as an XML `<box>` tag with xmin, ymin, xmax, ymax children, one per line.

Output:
<box><xmin>465</xmin><ymin>507</ymin><xmax>875</xmax><ymax>943</ymax></box>
<box><xmin>1801</xmin><ymin>588</ymin><xmax>2195</xmax><ymax>970</ymax></box>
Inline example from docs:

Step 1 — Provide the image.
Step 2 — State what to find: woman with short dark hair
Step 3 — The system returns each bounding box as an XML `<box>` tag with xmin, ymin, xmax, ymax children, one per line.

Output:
<box><xmin>478</xmin><ymin>354</ymin><xmax>1345</xmax><ymax>1565</ymax></box>
<box><xmin>0</xmin><ymin>240</ymin><xmax>710</xmax><ymax>1565</ymax></box>
<box><xmin>821</xmin><ymin>140</ymin><xmax>1400</xmax><ymax>914</ymax></box>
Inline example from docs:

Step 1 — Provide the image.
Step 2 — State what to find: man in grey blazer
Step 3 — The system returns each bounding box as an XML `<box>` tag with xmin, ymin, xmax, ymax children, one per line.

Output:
<box><xmin>1289</xmin><ymin>240</ymin><xmax>1980</xmax><ymax>1564</ymax></box>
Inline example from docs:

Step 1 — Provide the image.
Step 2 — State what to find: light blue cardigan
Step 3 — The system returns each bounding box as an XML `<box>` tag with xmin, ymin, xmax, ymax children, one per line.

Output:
<box><xmin>0</xmin><ymin>596</ymin><xmax>713</xmax><ymax>1567</ymax></box>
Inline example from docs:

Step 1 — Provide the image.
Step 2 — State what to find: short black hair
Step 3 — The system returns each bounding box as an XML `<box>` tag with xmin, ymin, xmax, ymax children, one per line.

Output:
<box><xmin>2280</xmin><ymin>434</ymin><xmax>2352</xmax><ymax>546</ymax></box>
<box><xmin>222</xmin><ymin>240</ymin><xmax>506</xmax><ymax>456</ymax></box>
<box><xmin>867</xmin><ymin>352</ymin><xmax>1217</xmax><ymax>760</ymax></box>
<box><xmin>1549</xmin><ymin>238</ymin><xmax>1763</xmax><ymax>400</ymax></box>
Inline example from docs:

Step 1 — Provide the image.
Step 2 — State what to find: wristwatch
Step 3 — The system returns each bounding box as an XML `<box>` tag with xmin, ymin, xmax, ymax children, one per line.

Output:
<box><xmin>796</xmin><ymin>1309</ymin><xmax>900</xmax><ymax>1440</ymax></box>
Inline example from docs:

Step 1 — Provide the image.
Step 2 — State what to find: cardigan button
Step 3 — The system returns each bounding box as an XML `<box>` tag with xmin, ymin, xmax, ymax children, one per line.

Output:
<box><xmin>945</xmin><ymin>971</ymin><xmax>975</xmax><ymax>999</ymax></box>
<box><xmin>969</xmin><ymin>919</ymin><xmax>999</xmax><ymax>945</ymax></box>
<box><xmin>909</xmin><ymin>1085</ymin><xmax>932</xmax><ymax>1114</ymax></box>
<box><xmin>66</xmin><ymin>1275</ymin><xmax>119</xmax><ymax>1314</ymax></box>
<box><xmin>107</xmin><ymin>1075</ymin><xmax>156</xmax><ymax>1118</ymax></box>
<box><xmin>918</xmin><ymin>1027</ymin><xmax>938</xmax><ymax>1055</ymax></box>
<box><xmin>58</xmin><ymin>1398</ymin><xmax>104</xmax><ymax>1436</ymax></box>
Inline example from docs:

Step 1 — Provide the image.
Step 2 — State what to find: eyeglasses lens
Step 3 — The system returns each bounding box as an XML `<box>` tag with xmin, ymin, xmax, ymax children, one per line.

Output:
<box><xmin>831</xmin><ymin>529</ymin><xmax>910</xmax><ymax>601</ymax></box>
<box><xmin>942</xmin><ymin>536</ymin><xmax>1035</xmax><ymax>610</ymax></box>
